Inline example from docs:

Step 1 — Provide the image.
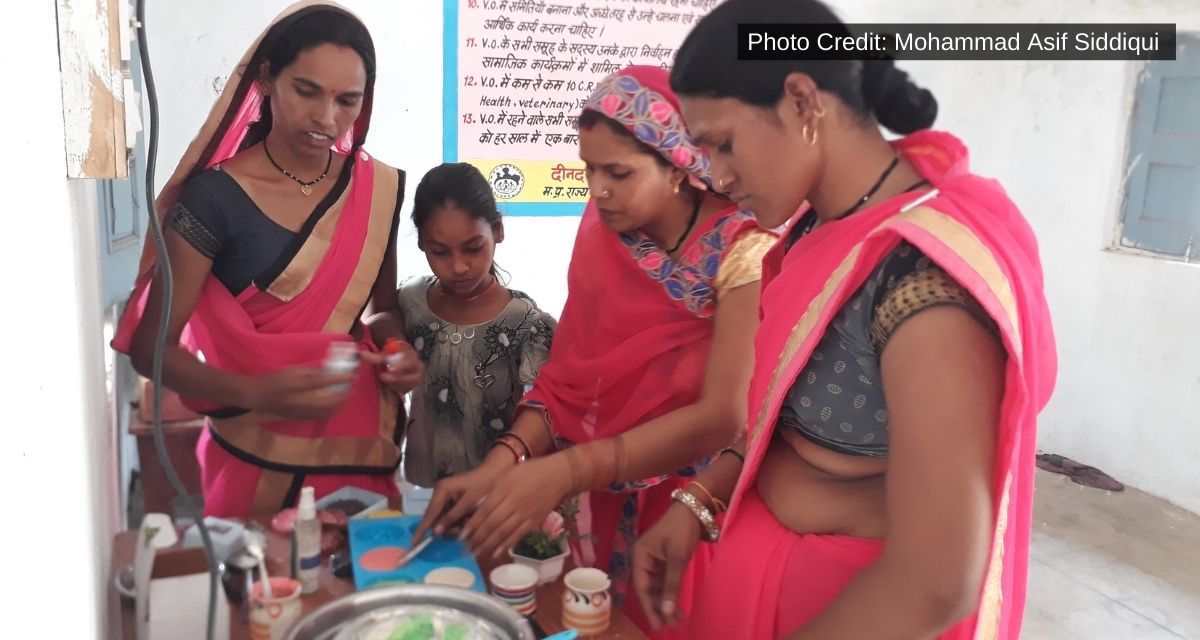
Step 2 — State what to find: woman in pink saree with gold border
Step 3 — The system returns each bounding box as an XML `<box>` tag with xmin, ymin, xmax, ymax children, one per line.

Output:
<box><xmin>112</xmin><ymin>2</ymin><xmax>421</xmax><ymax>517</ymax></box>
<box><xmin>631</xmin><ymin>2</ymin><xmax>1057</xmax><ymax>639</ymax></box>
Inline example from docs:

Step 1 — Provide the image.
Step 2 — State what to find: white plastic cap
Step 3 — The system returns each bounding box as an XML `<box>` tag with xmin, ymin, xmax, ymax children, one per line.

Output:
<box><xmin>326</xmin><ymin>341</ymin><xmax>359</xmax><ymax>362</ymax></box>
<box><xmin>298</xmin><ymin>486</ymin><xmax>316</xmax><ymax>520</ymax></box>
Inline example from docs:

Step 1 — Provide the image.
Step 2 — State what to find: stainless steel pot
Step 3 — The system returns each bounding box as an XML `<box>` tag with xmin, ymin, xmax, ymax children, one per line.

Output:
<box><xmin>282</xmin><ymin>584</ymin><xmax>535</xmax><ymax>640</ymax></box>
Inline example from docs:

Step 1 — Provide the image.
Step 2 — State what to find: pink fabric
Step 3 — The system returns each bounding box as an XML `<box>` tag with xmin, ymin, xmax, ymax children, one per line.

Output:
<box><xmin>196</xmin><ymin>439</ymin><xmax>397</xmax><ymax>518</ymax></box>
<box><xmin>110</xmin><ymin>2</ymin><xmax>396</xmax><ymax>517</ymax></box>
<box><xmin>691</xmin><ymin>489</ymin><xmax>884</xmax><ymax>638</ymax></box>
<box><xmin>688</xmin><ymin>131</ymin><xmax>1057</xmax><ymax>639</ymax></box>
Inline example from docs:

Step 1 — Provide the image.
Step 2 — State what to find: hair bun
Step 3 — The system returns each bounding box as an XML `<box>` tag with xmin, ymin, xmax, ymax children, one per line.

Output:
<box><xmin>862</xmin><ymin>59</ymin><xmax>937</xmax><ymax>134</ymax></box>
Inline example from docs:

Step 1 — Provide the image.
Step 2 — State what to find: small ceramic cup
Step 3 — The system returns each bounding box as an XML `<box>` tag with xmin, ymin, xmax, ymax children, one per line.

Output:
<box><xmin>248</xmin><ymin>577</ymin><xmax>302</xmax><ymax>640</ymax></box>
<box><xmin>489</xmin><ymin>563</ymin><xmax>540</xmax><ymax>617</ymax></box>
<box><xmin>562</xmin><ymin>568</ymin><xmax>612</xmax><ymax>636</ymax></box>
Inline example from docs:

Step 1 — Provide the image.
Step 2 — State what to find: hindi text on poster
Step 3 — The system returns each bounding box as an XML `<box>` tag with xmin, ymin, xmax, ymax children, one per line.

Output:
<box><xmin>444</xmin><ymin>0</ymin><xmax>717</xmax><ymax>215</ymax></box>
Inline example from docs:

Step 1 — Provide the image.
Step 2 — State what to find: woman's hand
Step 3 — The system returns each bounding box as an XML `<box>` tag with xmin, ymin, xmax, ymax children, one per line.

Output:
<box><xmin>360</xmin><ymin>343</ymin><xmax>424</xmax><ymax>397</ymax></box>
<box><xmin>631</xmin><ymin>501</ymin><xmax>704</xmax><ymax>630</ymax></box>
<box><xmin>246</xmin><ymin>367</ymin><xmax>354</xmax><ymax>420</ymax></box>
<box><xmin>412</xmin><ymin>457</ymin><xmax>512</xmax><ymax>543</ymax></box>
<box><xmin>459</xmin><ymin>454</ymin><xmax>575</xmax><ymax>559</ymax></box>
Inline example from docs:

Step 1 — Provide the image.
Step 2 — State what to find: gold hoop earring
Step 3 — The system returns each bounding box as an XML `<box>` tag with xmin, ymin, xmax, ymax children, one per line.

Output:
<box><xmin>812</xmin><ymin>104</ymin><xmax>827</xmax><ymax>118</ymax></box>
<box><xmin>802</xmin><ymin>123</ymin><xmax>818</xmax><ymax>147</ymax></box>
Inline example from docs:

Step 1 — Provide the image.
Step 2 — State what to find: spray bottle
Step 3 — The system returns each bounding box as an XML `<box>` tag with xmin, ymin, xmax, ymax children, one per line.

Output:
<box><xmin>293</xmin><ymin>486</ymin><xmax>322</xmax><ymax>594</ymax></box>
<box><xmin>383</xmin><ymin>337</ymin><xmax>407</xmax><ymax>371</ymax></box>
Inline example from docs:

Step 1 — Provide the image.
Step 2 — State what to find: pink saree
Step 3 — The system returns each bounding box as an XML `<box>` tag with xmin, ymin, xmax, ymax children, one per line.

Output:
<box><xmin>687</xmin><ymin>131</ymin><xmax>1057</xmax><ymax>639</ymax></box>
<box><xmin>112</xmin><ymin>2</ymin><xmax>403</xmax><ymax>517</ymax></box>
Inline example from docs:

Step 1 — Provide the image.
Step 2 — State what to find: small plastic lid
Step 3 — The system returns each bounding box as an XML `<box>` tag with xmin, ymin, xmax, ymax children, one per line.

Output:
<box><xmin>383</xmin><ymin>337</ymin><xmax>404</xmax><ymax>355</ymax></box>
<box><xmin>326</xmin><ymin>341</ymin><xmax>359</xmax><ymax>360</ymax></box>
<box><xmin>298</xmin><ymin>486</ymin><xmax>316</xmax><ymax>520</ymax></box>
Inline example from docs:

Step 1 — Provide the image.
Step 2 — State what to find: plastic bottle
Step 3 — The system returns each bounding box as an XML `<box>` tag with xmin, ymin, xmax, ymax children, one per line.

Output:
<box><xmin>293</xmin><ymin>486</ymin><xmax>322</xmax><ymax>594</ymax></box>
<box><xmin>323</xmin><ymin>341</ymin><xmax>358</xmax><ymax>393</ymax></box>
<box><xmin>400</xmin><ymin>477</ymin><xmax>433</xmax><ymax>517</ymax></box>
<box><xmin>383</xmin><ymin>337</ymin><xmax>407</xmax><ymax>371</ymax></box>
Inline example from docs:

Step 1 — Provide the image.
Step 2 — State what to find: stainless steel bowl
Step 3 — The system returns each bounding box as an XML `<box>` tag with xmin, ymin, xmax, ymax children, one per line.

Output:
<box><xmin>282</xmin><ymin>585</ymin><xmax>535</xmax><ymax>640</ymax></box>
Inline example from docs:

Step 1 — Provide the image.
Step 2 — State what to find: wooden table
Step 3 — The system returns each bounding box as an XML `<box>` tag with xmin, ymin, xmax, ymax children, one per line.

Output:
<box><xmin>128</xmin><ymin>413</ymin><xmax>204</xmax><ymax>515</ymax></box>
<box><xmin>108</xmin><ymin>516</ymin><xmax>645</xmax><ymax>639</ymax></box>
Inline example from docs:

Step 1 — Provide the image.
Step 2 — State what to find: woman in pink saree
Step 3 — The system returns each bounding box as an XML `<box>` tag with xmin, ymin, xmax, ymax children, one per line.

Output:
<box><xmin>631</xmin><ymin>2</ymin><xmax>1057</xmax><ymax>639</ymax></box>
<box><xmin>112</xmin><ymin>2</ymin><xmax>422</xmax><ymax>517</ymax></box>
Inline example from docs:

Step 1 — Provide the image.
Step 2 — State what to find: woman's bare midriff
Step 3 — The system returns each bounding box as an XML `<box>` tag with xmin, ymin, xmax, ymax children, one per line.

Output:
<box><xmin>756</xmin><ymin>427</ymin><xmax>889</xmax><ymax>539</ymax></box>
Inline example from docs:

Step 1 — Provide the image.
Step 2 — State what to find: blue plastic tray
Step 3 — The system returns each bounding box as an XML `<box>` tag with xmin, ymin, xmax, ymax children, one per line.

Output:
<box><xmin>347</xmin><ymin>515</ymin><xmax>485</xmax><ymax>593</ymax></box>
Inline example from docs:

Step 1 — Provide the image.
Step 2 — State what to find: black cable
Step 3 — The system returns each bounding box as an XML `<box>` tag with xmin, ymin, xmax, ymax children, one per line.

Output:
<box><xmin>134</xmin><ymin>1</ymin><xmax>219</xmax><ymax>638</ymax></box>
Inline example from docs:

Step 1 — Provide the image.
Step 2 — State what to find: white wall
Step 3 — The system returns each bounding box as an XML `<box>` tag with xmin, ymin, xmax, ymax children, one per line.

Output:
<box><xmin>875</xmin><ymin>0</ymin><xmax>1200</xmax><ymax>514</ymax></box>
<box><xmin>145</xmin><ymin>1</ymin><xmax>1200</xmax><ymax>513</ymax></box>
<box><xmin>1</xmin><ymin>2</ymin><xmax>115</xmax><ymax>637</ymax></box>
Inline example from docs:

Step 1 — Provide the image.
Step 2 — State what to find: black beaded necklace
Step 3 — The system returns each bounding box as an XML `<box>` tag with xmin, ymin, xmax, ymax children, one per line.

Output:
<box><xmin>263</xmin><ymin>139</ymin><xmax>333</xmax><ymax>196</ymax></box>
<box><xmin>789</xmin><ymin>156</ymin><xmax>930</xmax><ymax>248</ymax></box>
<box><xmin>665</xmin><ymin>190</ymin><xmax>703</xmax><ymax>254</ymax></box>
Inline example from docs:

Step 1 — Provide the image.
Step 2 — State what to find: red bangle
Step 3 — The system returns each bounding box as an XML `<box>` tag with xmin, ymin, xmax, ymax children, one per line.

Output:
<box><xmin>502</xmin><ymin>432</ymin><xmax>533</xmax><ymax>460</ymax></box>
<box><xmin>687</xmin><ymin>481</ymin><xmax>726</xmax><ymax>514</ymax></box>
<box><xmin>495</xmin><ymin>439</ymin><xmax>524</xmax><ymax>464</ymax></box>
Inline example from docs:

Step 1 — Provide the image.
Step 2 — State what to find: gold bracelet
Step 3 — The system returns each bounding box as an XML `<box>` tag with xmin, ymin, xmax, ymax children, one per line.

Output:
<box><xmin>671</xmin><ymin>489</ymin><xmax>720</xmax><ymax>543</ymax></box>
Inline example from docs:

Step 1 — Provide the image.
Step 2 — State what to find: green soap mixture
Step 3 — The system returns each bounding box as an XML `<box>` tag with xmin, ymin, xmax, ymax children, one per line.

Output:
<box><xmin>385</xmin><ymin>614</ymin><xmax>434</xmax><ymax>640</ymax></box>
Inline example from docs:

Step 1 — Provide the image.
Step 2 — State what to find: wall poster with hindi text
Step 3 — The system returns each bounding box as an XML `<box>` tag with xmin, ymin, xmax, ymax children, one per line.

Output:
<box><xmin>443</xmin><ymin>0</ymin><xmax>719</xmax><ymax>216</ymax></box>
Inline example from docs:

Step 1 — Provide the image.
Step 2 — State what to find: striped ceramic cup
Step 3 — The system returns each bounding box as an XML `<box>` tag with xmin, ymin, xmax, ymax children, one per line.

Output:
<box><xmin>561</xmin><ymin>568</ymin><xmax>611</xmax><ymax>636</ymax></box>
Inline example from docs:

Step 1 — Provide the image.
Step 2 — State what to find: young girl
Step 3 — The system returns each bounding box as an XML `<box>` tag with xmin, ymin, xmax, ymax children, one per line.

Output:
<box><xmin>415</xmin><ymin>66</ymin><xmax>775</xmax><ymax>639</ymax></box>
<box><xmin>398</xmin><ymin>162</ymin><xmax>557</xmax><ymax>488</ymax></box>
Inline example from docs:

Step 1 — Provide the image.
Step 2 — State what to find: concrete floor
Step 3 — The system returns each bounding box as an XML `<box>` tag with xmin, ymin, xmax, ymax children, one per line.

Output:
<box><xmin>1026</xmin><ymin>469</ymin><xmax>1200</xmax><ymax>638</ymax></box>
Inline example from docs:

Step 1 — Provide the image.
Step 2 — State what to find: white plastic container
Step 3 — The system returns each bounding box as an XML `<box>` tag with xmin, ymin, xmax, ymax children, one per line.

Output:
<box><xmin>383</xmin><ymin>337</ymin><xmax>408</xmax><ymax>371</ymax></box>
<box><xmin>400</xmin><ymin>480</ymin><xmax>433</xmax><ymax>517</ymax></box>
<box><xmin>181</xmin><ymin>517</ymin><xmax>244</xmax><ymax>563</ymax></box>
<box><xmin>313</xmin><ymin>486</ymin><xmax>388</xmax><ymax>520</ymax></box>
<box><xmin>323</xmin><ymin>342</ymin><xmax>359</xmax><ymax>393</ymax></box>
<box><xmin>510</xmin><ymin>545</ymin><xmax>571</xmax><ymax>585</ymax></box>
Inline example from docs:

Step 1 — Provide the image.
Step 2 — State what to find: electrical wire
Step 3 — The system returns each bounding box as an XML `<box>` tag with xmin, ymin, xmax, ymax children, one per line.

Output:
<box><xmin>134</xmin><ymin>1</ymin><xmax>219</xmax><ymax>637</ymax></box>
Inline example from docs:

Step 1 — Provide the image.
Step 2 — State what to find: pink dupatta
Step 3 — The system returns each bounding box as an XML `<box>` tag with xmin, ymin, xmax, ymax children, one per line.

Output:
<box><xmin>691</xmin><ymin>131</ymin><xmax>1056</xmax><ymax>639</ymax></box>
<box><xmin>112</xmin><ymin>2</ymin><xmax>404</xmax><ymax>516</ymax></box>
